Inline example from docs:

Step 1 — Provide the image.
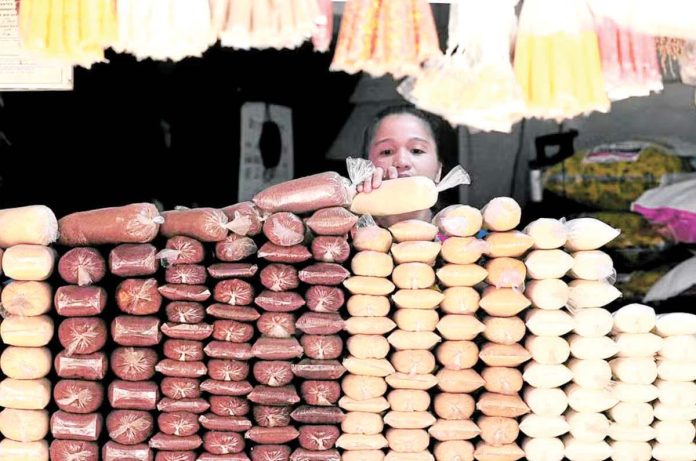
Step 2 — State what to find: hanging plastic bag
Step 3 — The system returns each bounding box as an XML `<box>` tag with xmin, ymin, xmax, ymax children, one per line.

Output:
<box><xmin>399</xmin><ymin>0</ymin><xmax>524</xmax><ymax>133</ymax></box>
<box><xmin>679</xmin><ymin>41</ymin><xmax>696</xmax><ymax>85</ymax></box>
<box><xmin>631</xmin><ymin>178</ymin><xmax>696</xmax><ymax>243</ymax></box>
<box><xmin>514</xmin><ymin>0</ymin><xmax>610</xmax><ymax>121</ymax></box>
<box><xmin>595</xmin><ymin>17</ymin><xmax>663</xmax><ymax>101</ymax></box>
<box><xmin>644</xmin><ymin>255</ymin><xmax>696</xmax><ymax>302</ymax></box>
<box><xmin>331</xmin><ymin>0</ymin><xmax>441</xmax><ymax>79</ymax></box>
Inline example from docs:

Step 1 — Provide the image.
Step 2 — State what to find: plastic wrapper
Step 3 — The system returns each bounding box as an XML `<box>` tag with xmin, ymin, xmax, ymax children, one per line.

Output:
<box><xmin>252</xmin><ymin>337</ymin><xmax>304</xmax><ymax>360</ymax></box>
<box><xmin>253</xmin><ymin>362</ymin><xmax>294</xmax><ymax>388</ymax></box>
<box><xmin>161</xmin><ymin>378</ymin><xmax>201</xmax><ymax>400</ymax></box>
<box><xmin>0</xmin><ymin>439</ymin><xmax>49</xmax><ymax>461</ymax></box>
<box><xmin>257</xmin><ymin>313</ymin><xmax>295</xmax><ymax>338</ymax></box>
<box><xmin>108</xmin><ymin>380</ymin><xmax>159</xmax><ymax>410</ymax></box>
<box><xmin>50</xmin><ymin>440</ymin><xmax>98</xmax><ymax>461</ymax></box>
<box><xmin>209</xmin><ymin>396</ymin><xmax>249</xmax><ymax>417</ymax></box>
<box><xmin>399</xmin><ymin>0</ymin><xmax>524</xmax><ymax>132</ymax></box>
<box><xmin>311</xmin><ymin>236</ymin><xmax>350</xmax><ymax>263</ymax></box>
<box><xmin>1</xmin><ymin>280</ymin><xmax>52</xmax><ymax>316</ymax></box>
<box><xmin>159</xmin><ymin>237</ymin><xmax>205</xmax><ymax>266</ymax></box>
<box><xmin>102</xmin><ymin>442</ymin><xmax>152</xmax><ymax>461</ymax></box>
<box><xmin>206</xmin><ymin>304</ymin><xmax>257</xmax><ymax>323</ymax></box>
<box><xmin>202</xmin><ymin>432</ymin><xmax>245</xmax><ymax>455</ymax></box>
<box><xmin>201</xmin><ymin>380</ymin><xmax>253</xmax><ymax>397</ymax></box>
<box><xmin>299</xmin><ymin>263</ymin><xmax>350</xmax><ymax>285</ymax></box>
<box><xmin>291</xmin><ymin>359</ymin><xmax>346</xmax><ymax>380</ymax></box>
<box><xmin>215</xmin><ymin>235</ymin><xmax>257</xmax><ymax>262</ymax></box>
<box><xmin>254</xmin><ymin>290</ymin><xmax>305</xmax><ymax>312</ymax></box>
<box><xmin>58</xmin><ymin>317</ymin><xmax>107</xmax><ymax>356</ymax></box>
<box><xmin>222</xmin><ymin>202</ymin><xmax>264</xmax><ymax>236</ymax></box>
<box><xmin>0</xmin><ymin>408</ymin><xmax>49</xmax><ymax>442</ymax></box>
<box><xmin>157</xmin><ymin>398</ymin><xmax>210</xmax><ymax>414</ymax></box>
<box><xmin>0</xmin><ymin>205</ymin><xmax>57</xmax><ymax>248</ymax></box>
<box><xmin>213</xmin><ymin>320</ymin><xmax>254</xmax><ymax>343</ymax></box>
<box><xmin>0</xmin><ymin>377</ymin><xmax>49</xmax><ymax>410</ymax></box>
<box><xmin>155</xmin><ymin>359</ymin><xmax>207</xmax><ymax>378</ymax></box>
<box><xmin>208</xmin><ymin>263</ymin><xmax>258</xmax><ymax>279</ymax></box>
<box><xmin>58</xmin><ymin>248</ymin><xmax>106</xmax><ymax>286</ymax></box>
<box><xmin>305</xmin><ymin>286</ymin><xmax>344</xmax><ymax>312</ymax></box>
<box><xmin>58</xmin><ymin>204</ymin><xmax>162</xmax><ymax>246</ymax></box>
<box><xmin>199</xmin><ymin>414</ymin><xmax>252</xmax><ymax>433</ymax></box>
<box><xmin>50</xmin><ymin>411</ymin><xmax>103</xmax><ymax>441</ymax></box>
<box><xmin>161</xmin><ymin>322</ymin><xmax>213</xmax><ymax>341</ymax></box>
<box><xmin>263</xmin><ymin>212</ymin><xmax>305</xmax><ymax>247</ymax></box>
<box><xmin>245</xmin><ymin>426</ymin><xmax>299</xmax><ymax>445</ymax></box>
<box><xmin>514</xmin><ymin>0</ymin><xmax>609</xmax><ymax>121</ymax></box>
<box><xmin>163</xmin><ymin>340</ymin><xmax>204</xmax><ymax>362</ymax></box>
<box><xmin>257</xmin><ymin>243</ymin><xmax>311</xmax><ymax>263</ymax></box>
<box><xmin>166</xmin><ymin>302</ymin><xmax>206</xmax><ymax>324</ymax></box>
<box><xmin>54</xmin><ymin>285</ymin><xmax>107</xmax><ymax>317</ymax></box>
<box><xmin>295</xmin><ymin>312</ymin><xmax>344</xmax><ymax>335</ymax></box>
<box><xmin>54</xmin><ymin>380</ymin><xmax>104</xmax><ymax>414</ymax></box>
<box><xmin>213</xmin><ymin>279</ymin><xmax>254</xmax><ymax>306</ymax></box>
<box><xmin>253</xmin><ymin>172</ymin><xmax>353</xmax><ymax>214</ymax></box>
<box><xmin>107</xmin><ymin>410</ymin><xmax>154</xmax><ymax>445</ymax></box>
<box><xmin>160</xmin><ymin>208</ymin><xmax>233</xmax><ymax>242</ymax></box>
<box><xmin>165</xmin><ymin>264</ymin><xmax>207</xmax><ymax>285</ymax></box>
<box><xmin>207</xmin><ymin>359</ymin><xmax>249</xmax><ymax>382</ymax></box>
<box><xmin>306</xmin><ymin>207</ymin><xmax>357</xmax><ymax>236</ymax></box>
<box><xmin>54</xmin><ymin>351</ymin><xmax>107</xmax><ymax>381</ymax></box>
<box><xmin>301</xmin><ymin>335</ymin><xmax>343</xmax><ymax>360</ymax></box>
<box><xmin>116</xmin><ymin>278</ymin><xmax>161</xmax><ymax>315</ymax></box>
<box><xmin>260</xmin><ymin>264</ymin><xmax>299</xmax><ymax>292</ymax></box>
<box><xmin>111</xmin><ymin>316</ymin><xmax>161</xmax><ymax>346</ymax></box>
<box><xmin>158</xmin><ymin>284</ymin><xmax>211</xmax><ymax>302</ymax></box>
<box><xmin>433</xmin><ymin>205</ymin><xmax>483</xmax><ymax>237</ymax></box>
<box><xmin>110</xmin><ymin>244</ymin><xmax>158</xmax><ymax>277</ymax></box>
<box><xmin>204</xmin><ymin>342</ymin><xmax>253</xmax><ymax>361</ymax></box>
<box><xmin>111</xmin><ymin>347</ymin><xmax>157</xmax><ymax>381</ymax></box>
<box><xmin>148</xmin><ymin>433</ymin><xmax>202</xmax><ymax>451</ymax></box>
<box><xmin>301</xmin><ymin>381</ymin><xmax>340</xmax><ymax>407</ymax></box>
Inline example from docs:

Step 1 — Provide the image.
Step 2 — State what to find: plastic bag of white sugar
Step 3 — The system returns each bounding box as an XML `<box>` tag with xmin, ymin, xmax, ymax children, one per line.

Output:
<box><xmin>654</xmin><ymin>313</ymin><xmax>696</xmax><ymax>337</ymax></box>
<box><xmin>612</xmin><ymin>304</ymin><xmax>656</xmax><ymax>334</ymax></box>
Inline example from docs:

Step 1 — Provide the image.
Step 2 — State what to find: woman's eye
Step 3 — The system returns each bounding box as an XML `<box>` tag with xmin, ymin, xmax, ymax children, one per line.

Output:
<box><xmin>411</xmin><ymin>148</ymin><xmax>426</xmax><ymax>155</ymax></box>
<box><xmin>379</xmin><ymin>149</ymin><xmax>393</xmax><ymax>156</ymax></box>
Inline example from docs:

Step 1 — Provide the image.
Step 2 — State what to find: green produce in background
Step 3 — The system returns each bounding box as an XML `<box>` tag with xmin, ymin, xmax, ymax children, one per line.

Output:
<box><xmin>615</xmin><ymin>266</ymin><xmax>671</xmax><ymax>301</ymax></box>
<box><xmin>543</xmin><ymin>142</ymin><xmax>692</xmax><ymax>211</ymax></box>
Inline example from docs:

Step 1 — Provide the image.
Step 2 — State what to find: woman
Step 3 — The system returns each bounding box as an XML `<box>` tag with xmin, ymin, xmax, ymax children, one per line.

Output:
<box><xmin>356</xmin><ymin>105</ymin><xmax>451</xmax><ymax>227</ymax></box>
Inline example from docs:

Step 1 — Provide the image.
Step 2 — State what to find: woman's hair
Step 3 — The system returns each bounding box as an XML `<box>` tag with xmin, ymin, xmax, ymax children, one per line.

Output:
<box><xmin>361</xmin><ymin>104</ymin><xmax>447</xmax><ymax>163</ymax></box>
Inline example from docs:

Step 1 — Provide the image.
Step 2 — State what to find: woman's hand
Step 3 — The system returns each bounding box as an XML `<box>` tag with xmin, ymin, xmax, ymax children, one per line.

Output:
<box><xmin>356</xmin><ymin>166</ymin><xmax>398</xmax><ymax>193</ymax></box>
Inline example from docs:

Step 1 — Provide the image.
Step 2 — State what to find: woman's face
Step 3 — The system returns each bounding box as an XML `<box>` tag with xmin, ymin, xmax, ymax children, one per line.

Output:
<box><xmin>367</xmin><ymin>113</ymin><xmax>442</xmax><ymax>181</ymax></box>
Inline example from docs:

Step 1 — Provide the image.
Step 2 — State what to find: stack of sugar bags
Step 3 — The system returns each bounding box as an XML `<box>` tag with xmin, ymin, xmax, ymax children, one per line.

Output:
<box><xmin>337</xmin><ymin>216</ymin><xmax>395</xmax><ymax>461</ymax></box>
<box><xmin>0</xmin><ymin>206</ymin><xmax>58</xmax><ymax>461</ymax></box>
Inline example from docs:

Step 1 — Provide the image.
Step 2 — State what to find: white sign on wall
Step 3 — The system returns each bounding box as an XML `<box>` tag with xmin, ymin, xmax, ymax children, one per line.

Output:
<box><xmin>238</xmin><ymin>102</ymin><xmax>294</xmax><ymax>202</ymax></box>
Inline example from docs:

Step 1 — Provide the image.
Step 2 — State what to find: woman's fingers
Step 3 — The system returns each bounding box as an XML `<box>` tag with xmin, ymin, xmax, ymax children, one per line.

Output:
<box><xmin>371</xmin><ymin>169</ymin><xmax>383</xmax><ymax>190</ymax></box>
<box><xmin>387</xmin><ymin>166</ymin><xmax>398</xmax><ymax>179</ymax></box>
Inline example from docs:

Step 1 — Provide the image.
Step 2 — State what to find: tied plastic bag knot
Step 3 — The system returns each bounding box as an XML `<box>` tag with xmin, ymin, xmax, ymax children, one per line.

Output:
<box><xmin>76</xmin><ymin>266</ymin><xmax>93</xmax><ymax>287</ymax></box>
<box><xmin>0</xmin><ymin>303</ymin><xmax>9</xmax><ymax>319</ymax></box>
<box><xmin>65</xmin><ymin>448</ymin><xmax>93</xmax><ymax>461</ymax></box>
<box><xmin>436</xmin><ymin>165</ymin><xmax>471</xmax><ymax>192</ymax></box>
<box><xmin>226</xmin><ymin>211</ymin><xmax>253</xmax><ymax>236</ymax></box>
<box><xmin>110</xmin><ymin>413</ymin><xmax>151</xmax><ymax>441</ymax></box>
<box><xmin>152</xmin><ymin>216</ymin><xmax>165</xmax><ymax>225</ymax></box>
<box><xmin>346</xmin><ymin>157</ymin><xmax>377</xmax><ymax>186</ymax></box>
<box><xmin>156</xmin><ymin>249</ymin><xmax>181</xmax><ymax>268</ymax></box>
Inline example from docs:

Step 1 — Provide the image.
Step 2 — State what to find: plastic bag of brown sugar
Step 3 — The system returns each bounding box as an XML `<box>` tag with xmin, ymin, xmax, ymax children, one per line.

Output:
<box><xmin>342</xmin><ymin>450</ymin><xmax>385</xmax><ymax>461</ymax></box>
<box><xmin>159</xmin><ymin>237</ymin><xmax>205</xmax><ymax>267</ymax></box>
<box><xmin>312</xmin><ymin>236</ymin><xmax>350</xmax><ymax>264</ymax></box>
<box><xmin>614</xmin><ymin>333</ymin><xmax>662</xmax><ymax>358</ymax></box>
<box><xmin>388</xmin><ymin>330</ymin><xmax>442</xmax><ymax>350</ymax></box>
<box><xmin>167</xmin><ymin>302</ymin><xmax>206</xmax><ymax>324</ymax></box>
<box><xmin>436</xmin><ymin>369</ymin><xmax>485</xmax><ymax>393</ymax></box>
<box><xmin>428</xmin><ymin>419</ymin><xmax>480</xmax><ymax>442</ymax></box>
<box><xmin>116</xmin><ymin>278</ymin><xmax>162</xmax><ymax>315</ymax></box>
<box><xmin>436</xmin><ymin>340</ymin><xmax>479</xmax><ymax>371</ymax></box>
<box><xmin>479</xmin><ymin>343</ymin><xmax>532</xmax><ymax>368</ymax></box>
<box><xmin>519</xmin><ymin>414</ymin><xmax>569</xmax><ymax>438</ymax></box>
<box><xmin>290</xmin><ymin>406</ymin><xmax>344</xmax><ymax>424</ymax></box>
<box><xmin>572</xmin><ymin>307</ymin><xmax>614</xmax><ymax>336</ymax></box>
<box><xmin>215</xmin><ymin>235</ymin><xmax>257</xmax><ymax>262</ymax></box>
<box><xmin>59</xmin><ymin>247</ymin><xmax>106</xmax><ymax>286</ymax></box>
<box><xmin>391</xmin><ymin>350</ymin><xmax>436</xmax><ymax>375</ymax></box>
<box><xmin>159</xmin><ymin>284</ymin><xmax>211</xmax><ymax>303</ymax></box>
<box><xmin>161</xmin><ymin>322</ymin><xmax>213</xmax><ymax>341</ymax></box>
<box><xmin>342</xmin><ymin>357</ymin><xmax>395</xmax><ymax>377</ymax></box>
<box><xmin>612</xmin><ymin>304</ymin><xmax>656</xmax><ymax>334</ymax></box>
<box><xmin>568</xmin><ymin>335</ymin><xmax>618</xmax><ymax>360</ymax></box>
<box><xmin>53</xmin><ymin>285</ymin><xmax>106</xmax><ymax>317</ymax></box>
<box><xmin>389</xmin><ymin>220</ymin><xmax>439</xmax><ymax>243</ymax></box>
<box><xmin>482</xmin><ymin>367</ymin><xmax>524</xmax><ymax>396</ymax></box>
<box><xmin>160</xmin><ymin>378</ymin><xmax>201</xmax><ymax>400</ymax></box>
<box><xmin>199</xmin><ymin>414</ymin><xmax>252</xmax><ymax>433</ymax></box>
<box><xmin>305</xmin><ymin>286</ymin><xmax>345</xmax><ymax>313</ymax></box>
<box><xmin>485</xmin><ymin>257</ymin><xmax>526</xmax><ymax>289</ymax></box>
<box><xmin>522</xmin><ymin>363</ymin><xmax>573</xmax><ymax>389</ymax></box>
<box><xmin>436</xmin><ymin>264</ymin><xmax>487</xmax><ymax>288</ymax></box>
<box><xmin>344</xmin><ymin>276</ymin><xmax>396</xmax><ymax>296</ymax></box>
<box><xmin>342</xmin><ymin>375</ymin><xmax>387</xmax><ymax>401</ymax></box>
<box><xmin>263</xmin><ymin>212</ymin><xmax>305</xmax><ymax>247</ymax></box>
<box><xmin>389</xmin><ymin>390</ymin><xmax>431</xmax><ymax>412</ymax></box>
<box><xmin>609</xmin><ymin>402</ymin><xmax>654</xmax><ymax>427</ymax></box>
<box><xmin>59</xmin><ymin>203</ymin><xmax>161</xmax><ymax>246</ymax></box>
<box><xmin>1</xmin><ymin>315</ymin><xmax>54</xmax><ymax>347</ymax></box>
<box><xmin>568</xmin><ymin>280</ymin><xmax>622</xmax><ymax>310</ymax></box>
<box><xmin>253</xmin><ymin>405</ymin><xmax>291</xmax><ymax>428</ymax></box>
<box><xmin>299</xmin><ymin>263</ymin><xmax>351</xmax><ymax>286</ymax></box>
<box><xmin>525</xmin><ymin>309</ymin><xmax>574</xmax><ymax>337</ymax></box>
<box><xmin>433</xmin><ymin>393</ymin><xmax>475</xmax><ymax>420</ymax></box>
<box><xmin>257</xmin><ymin>313</ymin><xmax>295</xmax><ymax>339</ymax></box>
<box><xmin>51</xmin><ymin>440</ymin><xmax>98</xmax><ymax>461</ymax></box>
<box><xmin>523</xmin><ymin>388</ymin><xmax>568</xmax><ymax>417</ymax></box>
<box><xmin>335</xmin><ymin>434</ymin><xmax>388</xmax><ymax>450</ymax></box>
<box><xmin>295</xmin><ymin>312</ymin><xmax>344</xmax><ymax>335</ymax></box>
<box><xmin>221</xmin><ymin>201</ymin><xmax>264</xmax><ymax>236</ymax></box>
<box><xmin>393</xmin><ymin>309</ymin><xmax>439</xmax><ymax>332</ymax></box>
<box><xmin>306</xmin><ymin>207</ymin><xmax>358</xmax><ymax>235</ymax></box>
<box><xmin>3</xmin><ymin>281</ymin><xmax>52</xmax><ymax>316</ymax></box>
<box><xmin>391</xmin><ymin>241</ymin><xmax>441</xmax><ymax>265</ymax></box>
<box><xmin>165</xmin><ymin>264</ymin><xmax>207</xmax><ymax>285</ymax></box>
<box><xmin>260</xmin><ymin>264</ymin><xmax>299</xmax><ymax>292</ymax></box>
<box><xmin>524</xmin><ymin>336</ymin><xmax>570</xmax><ymax>365</ymax></box>
<box><xmin>477</xmin><ymin>392</ymin><xmax>530</xmax><ymax>418</ymax></box>
<box><xmin>301</xmin><ymin>335</ymin><xmax>343</xmax><ymax>360</ymax></box>
<box><xmin>563</xmin><ymin>437</ymin><xmax>613</xmax><ymax>461</ymax></box>
<box><xmin>157</xmin><ymin>398</ymin><xmax>210</xmax><ymax>414</ymax></box>
<box><xmin>257</xmin><ymin>242</ymin><xmax>311</xmax><ymax>264</ymax></box>
<box><xmin>524</xmin><ymin>218</ymin><xmax>568</xmax><ymax>250</ymax></box>
<box><xmin>254</xmin><ymin>291</ymin><xmax>305</xmax><ymax>313</ymax></box>
<box><xmin>435</xmin><ymin>441</ymin><xmax>475</xmax><ymax>461</ymax></box>
<box><xmin>482</xmin><ymin>197</ymin><xmax>521</xmax><ymax>232</ymax></box>
<box><xmin>342</xmin><ymin>412</ymin><xmax>385</xmax><ymax>435</ymax></box>
<box><xmin>392</xmin><ymin>263</ymin><xmax>436</xmax><ymax>290</ymax></box>
<box><xmin>522</xmin><ymin>437</ymin><xmax>565</xmax><ymax>461</ymax></box>
<box><xmin>352</xmin><ymin>251</ymin><xmax>394</xmax><ymax>277</ymax></box>
<box><xmin>436</xmin><ymin>315</ymin><xmax>485</xmax><ymax>341</ymax></box>
<box><xmin>525</xmin><ymin>279</ymin><xmax>569</xmax><ymax>310</ymax></box>
<box><xmin>347</xmin><ymin>295</ymin><xmax>391</xmax><ymax>316</ymax></box>
<box><xmin>393</xmin><ymin>289</ymin><xmax>444</xmax><ymax>310</ymax></box>
<box><xmin>247</xmin><ymin>386</ymin><xmax>300</xmax><ymax>407</ymax></box>
<box><xmin>339</xmin><ymin>396</ymin><xmax>390</xmax><ymax>413</ymax></box>
<box><xmin>440</xmin><ymin>237</ymin><xmax>488</xmax><ymax>265</ymax></box>
<box><xmin>1</xmin><ymin>346</ymin><xmax>51</xmax><ymax>380</ymax></box>
<box><xmin>291</xmin><ymin>359</ymin><xmax>346</xmax><ymax>380</ymax></box>
<box><xmin>385</xmin><ymin>373</ymin><xmax>439</xmax><ymax>391</ymax></box>
<box><xmin>347</xmin><ymin>335</ymin><xmax>390</xmax><ymax>359</ymax></box>
<box><xmin>112</xmin><ymin>347</ymin><xmax>158</xmax><ymax>381</ymax></box>
<box><xmin>345</xmin><ymin>317</ymin><xmax>397</xmax><ymax>336</ymax></box>
<box><xmin>610</xmin><ymin>357</ymin><xmax>658</xmax><ymax>384</ymax></box>
<box><xmin>385</xmin><ymin>452</ymin><xmax>435</xmax><ymax>461</ymax></box>
<box><xmin>483</xmin><ymin>316</ymin><xmax>526</xmax><ymax>345</ymax></box>
<box><xmin>246</xmin><ymin>426</ymin><xmax>300</xmax><ymax>445</ymax></box>
<box><xmin>207</xmin><ymin>396</ymin><xmax>249</xmax><ymax>417</ymax></box>
<box><xmin>478</xmin><ymin>416</ymin><xmax>520</xmax><ymax>446</ymax></box>
<box><xmin>253</xmin><ymin>361</ymin><xmax>293</xmax><ymax>387</ymax></box>
<box><xmin>434</xmin><ymin>204</ymin><xmax>483</xmax><ymax>237</ymax></box>
<box><xmin>479</xmin><ymin>287</ymin><xmax>531</xmax><ymax>317</ymax></box>
<box><xmin>0</xmin><ymin>408</ymin><xmax>48</xmax><ymax>442</ymax></box>
<box><xmin>566</xmin><ymin>384</ymin><xmax>619</xmax><ymax>413</ymax></box>
<box><xmin>485</xmin><ymin>231</ymin><xmax>534</xmax><ymax>258</ymax></box>
<box><xmin>298</xmin><ymin>425</ymin><xmax>340</xmax><ymax>451</ymax></box>
<box><xmin>383</xmin><ymin>411</ymin><xmax>436</xmax><ymax>429</ymax></box>
<box><xmin>474</xmin><ymin>442</ymin><xmax>525</xmax><ymax>461</ymax></box>
<box><xmin>159</xmin><ymin>208</ymin><xmax>233</xmax><ymax>242</ymax></box>
<box><xmin>208</xmin><ymin>263</ymin><xmax>258</xmax><ymax>280</ymax></box>
<box><xmin>387</xmin><ymin>428</ymin><xmax>430</xmax><ymax>453</ymax></box>
<box><xmin>252</xmin><ymin>337</ymin><xmax>303</xmax><ymax>361</ymax></box>
<box><xmin>54</xmin><ymin>380</ymin><xmax>104</xmax><ymax>414</ymax></box>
